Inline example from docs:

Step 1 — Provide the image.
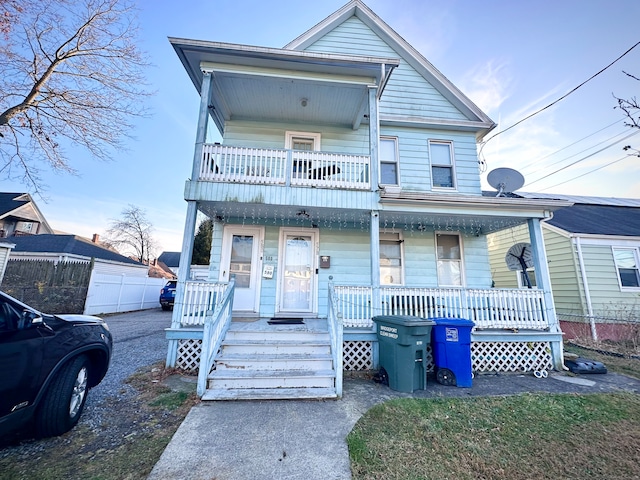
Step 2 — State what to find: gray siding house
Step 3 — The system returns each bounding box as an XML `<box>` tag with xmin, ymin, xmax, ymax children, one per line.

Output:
<box><xmin>166</xmin><ymin>0</ymin><xmax>569</xmax><ymax>399</ymax></box>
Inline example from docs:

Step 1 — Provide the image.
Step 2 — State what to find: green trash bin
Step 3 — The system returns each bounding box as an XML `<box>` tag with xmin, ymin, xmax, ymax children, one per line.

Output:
<box><xmin>374</xmin><ymin>315</ymin><xmax>435</xmax><ymax>393</ymax></box>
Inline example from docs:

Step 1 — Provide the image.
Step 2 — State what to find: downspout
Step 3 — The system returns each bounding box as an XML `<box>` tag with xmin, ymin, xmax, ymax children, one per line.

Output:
<box><xmin>574</xmin><ymin>236</ymin><xmax>597</xmax><ymax>341</ymax></box>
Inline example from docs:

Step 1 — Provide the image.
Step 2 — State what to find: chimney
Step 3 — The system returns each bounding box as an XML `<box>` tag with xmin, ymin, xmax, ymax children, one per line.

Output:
<box><xmin>92</xmin><ymin>233</ymin><xmax>100</xmax><ymax>243</ymax></box>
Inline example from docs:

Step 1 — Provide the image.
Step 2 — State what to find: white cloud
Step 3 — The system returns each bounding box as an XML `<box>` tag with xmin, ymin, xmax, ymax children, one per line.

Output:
<box><xmin>460</xmin><ymin>59</ymin><xmax>512</xmax><ymax>115</ymax></box>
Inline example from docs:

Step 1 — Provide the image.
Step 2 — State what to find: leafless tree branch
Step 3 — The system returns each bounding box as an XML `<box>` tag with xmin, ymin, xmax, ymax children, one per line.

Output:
<box><xmin>0</xmin><ymin>0</ymin><xmax>152</xmax><ymax>191</ymax></box>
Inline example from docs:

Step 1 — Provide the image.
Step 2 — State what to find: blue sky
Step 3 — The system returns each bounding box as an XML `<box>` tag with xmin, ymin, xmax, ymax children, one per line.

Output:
<box><xmin>2</xmin><ymin>0</ymin><xmax>639</xmax><ymax>253</ymax></box>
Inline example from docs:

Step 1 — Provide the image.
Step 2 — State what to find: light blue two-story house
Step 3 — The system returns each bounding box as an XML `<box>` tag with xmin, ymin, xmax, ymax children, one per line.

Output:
<box><xmin>166</xmin><ymin>0</ymin><xmax>569</xmax><ymax>400</ymax></box>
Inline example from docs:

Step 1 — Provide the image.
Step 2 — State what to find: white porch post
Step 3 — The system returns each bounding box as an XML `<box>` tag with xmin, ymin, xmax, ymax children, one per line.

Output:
<box><xmin>528</xmin><ymin>218</ymin><xmax>564</xmax><ymax>370</ymax></box>
<box><xmin>369</xmin><ymin>84</ymin><xmax>381</xmax><ymax>368</ymax></box>
<box><xmin>368</xmin><ymin>85</ymin><xmax>379</xmax><ymax>193</ymax></box>
<box><xmin>166</xmin><ymin>71</ymin><xmax>213</xmax><ymax>368</ymax></box>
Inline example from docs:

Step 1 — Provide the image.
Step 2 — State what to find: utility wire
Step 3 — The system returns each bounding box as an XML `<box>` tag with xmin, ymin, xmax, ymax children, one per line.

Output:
<box><xmin>523</xmin><ymin>127</ymin><xmax>634</xmax><ymax>177</ymax></box>
<box><xmin>524</xmin><ymin>129</ymin><xmax>640</xmax><ymax>187</ymax></box>
<box><xmin>479</xmin><ymin>40</ymin><xmax>640</xmax><ymax>155</ymax></box>
<box><xmin>538</xmin><ymin>154</ymin><xmax>634</xmax><ymax>191</ymax></box>
<box><xmin>517</xmin><ymin>119</ymin><xmax>623</xmax><ymax>171</ymax></box>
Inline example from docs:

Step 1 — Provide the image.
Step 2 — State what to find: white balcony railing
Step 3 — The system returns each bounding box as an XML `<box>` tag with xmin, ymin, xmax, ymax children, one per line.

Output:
<box><xmin>199</xmin><ymin>144</ymin><xmax>370</xmax><ymax>190</ymax></box>
<box><xmin>333</xmin><ymin>285</ymin><xmax>550</xmax><ymax>330</ymax></box>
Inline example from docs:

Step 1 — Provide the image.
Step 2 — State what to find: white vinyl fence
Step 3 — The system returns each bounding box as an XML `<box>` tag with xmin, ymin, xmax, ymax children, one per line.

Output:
<box><xmin>84</xmin><ymin>273</ymin><xmax>167</xmax><ymax>315</ymax></box>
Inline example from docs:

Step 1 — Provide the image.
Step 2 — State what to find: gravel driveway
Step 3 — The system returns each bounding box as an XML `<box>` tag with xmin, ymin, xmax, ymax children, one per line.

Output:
<box><xmin>1</xmin><ymin>307</ymin><xmax>174</xmax><ymax>455</ymax></box>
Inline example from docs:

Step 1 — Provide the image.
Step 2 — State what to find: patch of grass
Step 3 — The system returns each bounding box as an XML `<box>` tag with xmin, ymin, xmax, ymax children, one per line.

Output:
<box><xmin>0</xmin><ymin>363</ymin><xmax>198</xmax><ymax>480</ymax></box>
<box><xmin>565</xmin><ymin>343</ymin><xmax>640</xmax><ymax>379</ymax></box>
<box><xmin>348</xmin><ymin>393</ymin><xmax>640</xmax><ymax>480</ymax></box>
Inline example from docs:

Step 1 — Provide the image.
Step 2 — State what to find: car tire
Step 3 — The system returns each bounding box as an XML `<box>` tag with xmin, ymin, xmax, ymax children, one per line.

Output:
<box><xmin>161</xmin><ymin>304</ymin><xmax>170</xmax><ymax>311</ymax></box>
<box><xmin>36</xmin><ymin>355</ymin><xmax>90</xmax><ymax>438</ymax></box>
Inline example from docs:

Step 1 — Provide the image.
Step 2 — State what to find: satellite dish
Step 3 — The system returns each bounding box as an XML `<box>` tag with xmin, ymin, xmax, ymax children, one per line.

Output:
<box><xmin>487</xmin><ymin>168</ymin><xmax>525</xmax><ymax>197</ymax></box>
<box><xmin>505</xmin><ymin>242</ymin><xmax>534</xmax><ymax>288</ymax></box>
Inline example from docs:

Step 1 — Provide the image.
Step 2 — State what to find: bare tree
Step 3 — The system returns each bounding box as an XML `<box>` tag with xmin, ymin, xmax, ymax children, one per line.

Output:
<box><xmin>0</xmin><ymin>0</ymin><xmax>151</xmax><ymax>191</ymax></box>
<box><xmin>105</xmin><ymin>205</ymin><xmax>157</xmax><ymax>264</ymax></box>
<box><xmin>614</xmin><ymin>71</ymin><xmax>640</xmax><ymax>129</ymax></box>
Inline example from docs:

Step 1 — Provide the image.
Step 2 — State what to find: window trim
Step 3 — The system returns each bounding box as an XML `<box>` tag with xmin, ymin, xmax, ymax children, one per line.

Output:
<box><xmin>379</xmin><ymin>136</ymin><xmax>400</xmax><ymax>186</ymax></box>
<box><xmin>380</xmin><ymin>231</ymin><xmax>405</xmax><ymax>285</ymax></box>
<box><xmin>429</xmin><ymin>140</ymin><xmax>456</xmax><ymax>190</ymax></box>
<box><xmin>435</xmin><ymin>232</ymin><xmax>465</xmax><ymax>287</ymax></box>
<box><xmin>285</xmin><ymin>131</ymin><xmax>321</xmax><ymax>151</ymax></box>
<box><xmin>612</xmin><ymin>246</ymin><xmax>640</xmax><ymax>291</ymax></box>
<box><xmin>516</xmin><ymin>268</ymin><xmax>537</xmax><ymax>289</ymax></box>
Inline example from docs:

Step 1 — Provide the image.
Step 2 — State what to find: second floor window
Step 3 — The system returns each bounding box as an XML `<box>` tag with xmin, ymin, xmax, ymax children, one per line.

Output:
<box><xmin>429</xmin><ymin>140</ymin><xmax>455</xmax><ymax>189</ymax></box>
<box><xmin>613</xmin><ymin>247</ymin><xmax>640</xmax><ymax>289</ymax></box>
<box><xmin>380</xmin><ymin>137</ymin><xmax>399</xmax><ymax>185</ymax></box>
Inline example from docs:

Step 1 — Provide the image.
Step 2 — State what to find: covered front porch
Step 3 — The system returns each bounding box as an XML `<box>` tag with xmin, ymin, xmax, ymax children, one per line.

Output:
<box><xmin>166</xmin><ymin>278</ymin><xmax>563</xmax><ymax>399</ymax></box>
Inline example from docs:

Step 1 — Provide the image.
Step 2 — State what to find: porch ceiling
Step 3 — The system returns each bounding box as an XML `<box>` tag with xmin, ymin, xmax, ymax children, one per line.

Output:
<box><xmin>170</xmin><ymin>38</ymin><xmax>399</xmax><ymax>131</ymax></box>
<box><xmin>197</xmin><ymin>202</ymin><xmax>537</xmax><ymax>236</ymax></box>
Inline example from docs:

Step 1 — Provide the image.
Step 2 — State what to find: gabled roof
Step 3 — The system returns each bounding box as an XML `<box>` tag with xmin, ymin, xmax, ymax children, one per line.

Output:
<box><xmin>514</xmin><ymin>192</ymin><xmax>640</xmax><ymax>237</ymax></box>
<box><xmin>158</xmin><ymin>251</ymin><xmax>181</xmax><ymax>268</ymax></box>
<box><xmin>9</xmin><ymin>234</ymin><xmax>144</xmax><ymax>265</ymax></box>
<box><xmin>285</xmin><ymin>0</ymin><xmax>495</xmax><ymax>137</ymax></box>
<box><xmin>0</xmin><ymin>192</ymin><xmax>54</xmax><ymax>233</ymax></box>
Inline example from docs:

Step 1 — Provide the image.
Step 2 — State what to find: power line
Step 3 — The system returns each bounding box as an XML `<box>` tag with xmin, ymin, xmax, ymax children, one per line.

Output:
<box><xmin>522</xmin><ymin>127</ymin><xmax>634</xmax><ymax>177</ymax></box>
<box><xmin>524</xmin><ymin>130</ymin><xmax>640</xmax><ymax>187</ymax></box>
<box><xmin>517</xmin><ymin>119</ymin><xmax>623</xmax><ymax>172</ymax></box>
<box><xmin>537</xmin><ymin>154</ymin><xmax>635</xmax><ymax>191</ymax></box>
<box><xmin>479</xmin><ymin>40</ymin><xmax>640</xmax><ymax>156</ymax></box>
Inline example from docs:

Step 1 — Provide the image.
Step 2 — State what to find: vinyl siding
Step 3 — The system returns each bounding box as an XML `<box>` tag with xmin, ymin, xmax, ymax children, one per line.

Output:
<box><xmin>303</xmin><ymin>17</ymin><xmax>468</xmax><ymax>121</ymax></box>
<box><xmin>543</xmin><ymin>229</ymin><xmax>585</xmax><ymax>316</ymax></box>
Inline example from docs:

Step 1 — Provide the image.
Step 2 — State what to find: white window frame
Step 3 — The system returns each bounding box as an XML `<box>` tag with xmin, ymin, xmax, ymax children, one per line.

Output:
<box><xmin>429</xmin><ymin>140</ymin><xmax>456</xmax><ymax>190</ymax></box>
<box><xmin>285</xmin><ymin>131</ymin><xmax>321</xmax><ymax>151</ymax></box>
<box><xmin>612</xmin><ymin>246</ymin><xmax>640</xmax><ymax>291</ymax></box>
<box><xmin>516</xmin><ymin>268</ymin><xmax>537</xmax><ymax>289</ymax></box>
<box><xmin>380</xmin><ymin>232</ymin><xmax>404</xmax><ymax>285</ymax></box>
<box><xmin>379</xmin><ymin>136</ymin><xmax>399</xmax><ymax>186</ymax></box>
<box><xmin>435</xmin><ymin>232</ymin><xmax>464</xmax><ymax>287</ymax></box>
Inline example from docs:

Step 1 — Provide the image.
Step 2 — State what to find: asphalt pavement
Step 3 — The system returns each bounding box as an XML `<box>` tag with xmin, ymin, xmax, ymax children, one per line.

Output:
<box><xmin>148</xmin><ymin>369</ymin><xmax>640</xmax><ymax>480</ymax></box>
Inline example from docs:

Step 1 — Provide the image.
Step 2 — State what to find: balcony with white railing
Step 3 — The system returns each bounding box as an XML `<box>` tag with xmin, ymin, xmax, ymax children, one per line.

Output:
<box><xmin>199</xmin><ymin>144</ymin><xmax>370</xmax><ymax>191</ymax></box>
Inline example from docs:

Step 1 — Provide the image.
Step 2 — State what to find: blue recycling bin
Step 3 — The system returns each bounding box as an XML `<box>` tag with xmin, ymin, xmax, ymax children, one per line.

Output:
<box><xmin>430</xmin><ymin>318</ymin><xmax>475</xmax><ymax>388</ymax></box>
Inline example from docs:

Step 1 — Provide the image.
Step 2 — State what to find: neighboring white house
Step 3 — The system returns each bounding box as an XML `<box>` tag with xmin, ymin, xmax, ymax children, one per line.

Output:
<box><xmin>0</xmin><ymin>192</ymin><xmax>54</xmax><ymax>238</ymax></box>
<box><xmin>0</xmin><ymin>242</ymin><xmax>15</xmax><ymax>283</ymax></box>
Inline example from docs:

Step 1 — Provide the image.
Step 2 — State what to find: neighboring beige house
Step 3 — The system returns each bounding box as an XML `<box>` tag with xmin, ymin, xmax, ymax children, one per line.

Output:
<box><xmin>0</xmin><ymin>192</ymin><xmax>54</xmax><ymax>238</ymax></box>
<box><xmin>488</xmin><ymin>193</ymin><xmax>640</xmax><ymax>342</ymax></box>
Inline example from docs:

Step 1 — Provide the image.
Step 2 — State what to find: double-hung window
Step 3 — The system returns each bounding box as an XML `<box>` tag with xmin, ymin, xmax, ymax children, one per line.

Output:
<box><xmin>286</xmin><ymin>131</ymin><xmax>321</xmax><ymax>179</ymax></box>
<box><xmin>380</xmin><ymin>232</ymin><xmax>403</xmax><ymax>285</ymax></box>
<box><xmin>613</xmin><ymin>247</ymin><xmax>640</xmax><ymax>289</ymax></box>
<box><xmin>436</xmin><ymin>233</ymin><xmax>463</xmax><ymax>286</ymax></box>
<box><xmin>380</xmin><ymin>137</ymin><xmax>399</xmax><ymax>186</ymax></box>
<box><xmin>429</xmin><ymin>140</ymin><xmax>455</xmax><ymax>189</ymax></box>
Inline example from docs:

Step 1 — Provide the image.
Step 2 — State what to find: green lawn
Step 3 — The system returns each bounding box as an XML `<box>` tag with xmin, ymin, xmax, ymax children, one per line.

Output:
<box><xmin>348</xmin><ymin>392</ymin><xmax>640</xmax><ymax>480</ymax></box>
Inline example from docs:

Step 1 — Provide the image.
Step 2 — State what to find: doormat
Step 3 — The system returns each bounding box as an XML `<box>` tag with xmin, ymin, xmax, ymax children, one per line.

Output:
<box><xmin>268</xmin><ymin>318</ymin><xmax>304</xmax><ymax>325</ymax></box>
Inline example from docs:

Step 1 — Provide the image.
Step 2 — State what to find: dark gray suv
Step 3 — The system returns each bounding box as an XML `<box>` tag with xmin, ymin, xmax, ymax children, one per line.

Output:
<box><xmin>0</xmin><ymin>291</ymin><xmax>112</xmax><ymax>440</ymax></box>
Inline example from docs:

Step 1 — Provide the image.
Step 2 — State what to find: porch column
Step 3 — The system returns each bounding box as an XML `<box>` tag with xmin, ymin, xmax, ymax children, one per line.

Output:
<box><xmin>528</xmin><ymin>218</ymin><xmax>564</xmax><ymax>370</ymax></box>
<box><xmin>370</xmin><ymin>210</ymin><xmax>381</xmax><ymax>319</ymax></box>
<box><xmin>166</xmin><ymin>70</ymin><xmax>213</xmax><ymax>368</ymax></box>
<box><xmin>368</xmin><ymin>85</ymin><xmax>379</xmax><ymax>193</ymax></box>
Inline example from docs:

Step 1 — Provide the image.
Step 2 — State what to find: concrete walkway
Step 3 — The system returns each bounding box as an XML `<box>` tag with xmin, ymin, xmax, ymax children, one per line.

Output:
<box><xmin>148</xmin><ymin>371</ymin><xmax>640</xmax><ymax>480</ymax></box>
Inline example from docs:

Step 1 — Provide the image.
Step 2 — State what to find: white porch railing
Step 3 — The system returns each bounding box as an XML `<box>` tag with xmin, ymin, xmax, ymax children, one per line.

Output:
<box><xmin>199</xmin><ymin>144</ymin><xmax>370</xmax><ymax>190</ymax></box>
<box><xmin>327</xmin><ymin>281</ymin><xmax>343</xmax><ymax>397</ymax></box>
<box><xmin>196</xmin><ymin>279</ymin><xmax>235</xmax><ymax>397</ymax></box>
<box><xmin>178</xmin><ymin>281</ymin><xmax>228</xmax><ymax>326</ymax></box>
<box><xmin>334</xmin><ymin>285</ymin><xmax>549</xmax><ymax>330</ymax></box>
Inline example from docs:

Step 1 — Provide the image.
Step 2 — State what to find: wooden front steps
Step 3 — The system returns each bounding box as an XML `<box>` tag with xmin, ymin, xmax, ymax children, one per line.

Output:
<box><xmin>202</xmin><ymin>318</ymin><xmax>338</xmax><ymax>401</ymax></box>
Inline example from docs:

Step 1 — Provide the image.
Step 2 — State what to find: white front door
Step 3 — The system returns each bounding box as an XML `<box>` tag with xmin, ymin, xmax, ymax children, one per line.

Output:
<box><xmin>278</xmin><ymin>228</ymin><xmax>318</xmax><ymax>315</ymax></box>
<box><xmin>220</xmin><ymin>226</ymin><xmax>263</xmax><ymax>313</ymax></box>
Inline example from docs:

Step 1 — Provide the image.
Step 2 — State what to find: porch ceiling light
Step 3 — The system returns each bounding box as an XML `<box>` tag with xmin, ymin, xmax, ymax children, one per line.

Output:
<box><xmin>300</xmin><ymin>98</ymin><xmax>308</xmax><ymax>107</ymax></box>
<box><xmin>297</xmin><ymin>210</ymin><xmax>310</xmax><ymax>218</ymax></box>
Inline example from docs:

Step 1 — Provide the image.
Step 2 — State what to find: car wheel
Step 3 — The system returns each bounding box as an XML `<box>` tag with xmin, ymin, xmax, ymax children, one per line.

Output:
<box><xmin>161</xmin><ymin>304</ymin><xmax>170</xmax><ymax>311</ymax></box>
<box><xmin>36</xmin><ymin>355</ymin><xmax>90</xmax><ymax>438</ymax></box>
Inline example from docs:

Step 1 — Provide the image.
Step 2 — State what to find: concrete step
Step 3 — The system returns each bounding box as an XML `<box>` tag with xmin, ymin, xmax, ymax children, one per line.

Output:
<box><xmin>207</xmin><ymin>369</ymin><xmax>336</xmax><ymax>389</ymax></box>
<box><xmin>201</xmin><ymin>387</ymin><xmax>338</xmax><ymax>401</ymax></box>
<box><xmin>224</xmin><ymin>329</ymin><xmax>330</xmax><ymax>342</ymax></box>
<box><xmin>220</xmin><ymin>339</ymin><xmax>331</xmax><ymax>355</ymax></box>
<box><xmin>215</xmin><ymin>353</ymin><xmax>334</xmax><ymax>371</ymax></box>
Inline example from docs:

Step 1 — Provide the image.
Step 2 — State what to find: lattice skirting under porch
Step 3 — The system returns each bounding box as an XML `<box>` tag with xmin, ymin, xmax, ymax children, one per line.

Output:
<box><xmin>173</xmin><ymin>338</ymin><xmax>553</xmax><ymax>374</ymax></box>
<box><xmin>176</xmin><ymin>339</ymin><xmax>202</xmax><ymax>373</ymax></box>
